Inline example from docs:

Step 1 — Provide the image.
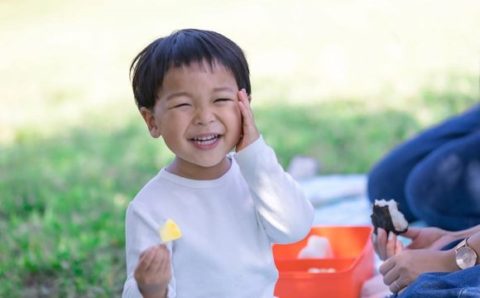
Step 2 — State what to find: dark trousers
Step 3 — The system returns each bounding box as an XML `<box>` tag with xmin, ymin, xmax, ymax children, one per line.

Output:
<box><xmin>367</xmin><ymin>104</ymin><xmax>480</xmax><ymax>230</ymax></box>
<box><xmin>396</xmin><ymin>266</ymin><xmax>480</xmax><ymax>298</ymax></box>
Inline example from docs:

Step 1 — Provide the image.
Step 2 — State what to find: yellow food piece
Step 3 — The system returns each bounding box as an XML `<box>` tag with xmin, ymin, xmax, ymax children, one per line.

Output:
<box><xmin>159</xmin><ymin>219</ymin><xmax>182</xmax><ymax>242</ymax></box>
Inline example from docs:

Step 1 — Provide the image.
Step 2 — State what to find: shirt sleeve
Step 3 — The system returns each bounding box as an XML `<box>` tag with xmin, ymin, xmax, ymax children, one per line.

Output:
<box><xmin>122</xmin><ymin>202</ymin><xmax>177</xmax><ymax>298</ymax></box>
<box><xmin>234</xmin><ymin>136</ymin><xmax>314</xmax><ymax>244</ymax></box>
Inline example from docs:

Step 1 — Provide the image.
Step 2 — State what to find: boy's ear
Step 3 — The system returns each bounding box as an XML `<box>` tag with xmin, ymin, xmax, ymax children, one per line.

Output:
<box><xmin>140</xmin><ymin>107</ymin><xmax>161</xmax><ymax>138</ymax></box>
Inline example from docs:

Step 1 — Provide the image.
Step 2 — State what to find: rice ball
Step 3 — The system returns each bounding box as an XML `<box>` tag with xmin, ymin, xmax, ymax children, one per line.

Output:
<box><xmin>370</xmin><ymin>199</ymin><xmax>408</xmax><ymax>235</ymax></box>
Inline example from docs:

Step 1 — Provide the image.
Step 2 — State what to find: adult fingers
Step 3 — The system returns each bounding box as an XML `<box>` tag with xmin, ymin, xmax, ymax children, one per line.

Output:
<box><xmin>389</xmin><ymin>280</ymin><xmax>403</xmax><ymax>293</ymax></box>
<box><xmin>371</xmin><ymin>232</ymin><xmax>378</xmax><ymax>255</ymax></box>
<box><xmin>374</xmin><ymin>228</ymin><xmax>388</xmax><ymax>260</ymax></box>
<box><xmin>401</xmin><ymin>227</ymin><xmax>420</xmax><ymax>240</ymax></box>
<box><xmin>382</xmin><ymin>264</ymin><xmax>399</xmax><ymax>286</ymax></box>
<box><xmin>396</xmin><ymin>238</ymin><xmax>404</xmax><ymax>254</ymax></box>
<box><xmin>386</xmin><ymin>232</ymin><xmax>398</xmax><ymax>258</ymax></box>
<box><xmin>379</xmin><ymin>257</ymin><xmax>396</xmax><ymax>276</ymax></box>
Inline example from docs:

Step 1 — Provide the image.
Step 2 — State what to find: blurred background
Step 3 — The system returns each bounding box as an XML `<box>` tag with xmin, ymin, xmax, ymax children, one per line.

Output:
<box><xmin>1</xmin><ymin>0</ymin><xmax>479</xmax><ymax>296</ymax></box>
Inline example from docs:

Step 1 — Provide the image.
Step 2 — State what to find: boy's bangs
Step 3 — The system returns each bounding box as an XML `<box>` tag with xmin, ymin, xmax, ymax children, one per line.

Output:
<box><xmin>167</xmin><ymin>32</ymin><xmax>230</xmax><ymax>72</ymax></box>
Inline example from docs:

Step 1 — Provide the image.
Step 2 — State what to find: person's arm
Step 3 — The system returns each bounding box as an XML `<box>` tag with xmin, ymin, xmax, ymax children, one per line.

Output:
<box><xmin>235</xmin><ymin>136</ymin><xmax>314</xmax><ymax>244</ymax></box>
<box><xmin>233</xmin><ymin>89</ymin><xmax>313</xmax><ymax>244</ymax></box>
<box><xmin>450</xmin><ymin>224</ymin><xmax>480</xmax><ymax>240</ymax></box>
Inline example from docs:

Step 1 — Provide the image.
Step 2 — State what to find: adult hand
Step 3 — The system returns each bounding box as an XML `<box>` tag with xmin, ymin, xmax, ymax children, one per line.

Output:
<box><xmin>134</xmin><ymin>244</ymin><xmax>171</xmax><ymax>298</ymax></box>
<box><xmin>235</xmin><ymin>89</ymin><xmax>260</xmax><ymax>152</ymax></box>
<box><xmin>379</xmin><ymin>248</ymin><xmax>454</xmax><ymax>293</ymax></box>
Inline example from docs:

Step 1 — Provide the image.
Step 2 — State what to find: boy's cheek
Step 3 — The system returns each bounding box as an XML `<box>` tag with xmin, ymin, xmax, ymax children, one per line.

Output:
<box><xmin>233</xmin><ymin>121</ymin><xmax>242</xmax><ymax>144</ymax></box>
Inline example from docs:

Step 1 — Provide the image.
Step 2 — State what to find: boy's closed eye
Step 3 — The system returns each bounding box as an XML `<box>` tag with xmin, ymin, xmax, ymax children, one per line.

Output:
<box><xmin>169</xmin><ymin>102</ymin><xmax>191</xmax><ymax>109</ymax></box>
<box><xmin>214</xmin><ymin>98</ymin><xmax>233</xmax><ymax>103</ymax></box>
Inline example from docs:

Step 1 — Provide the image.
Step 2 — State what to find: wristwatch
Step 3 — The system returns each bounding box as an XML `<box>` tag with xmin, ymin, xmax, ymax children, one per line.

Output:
<box><xmin>454</xmin><ymin>237</ymin><xmax>478</xmax><ymax>270</ymax></box>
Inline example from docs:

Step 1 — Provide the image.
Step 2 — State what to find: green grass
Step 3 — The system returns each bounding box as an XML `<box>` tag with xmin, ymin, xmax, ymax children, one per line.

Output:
<box><xmin>1</xmin><ymin>0</ymin><xmax>479</xmax><ymax>296</ymax></box>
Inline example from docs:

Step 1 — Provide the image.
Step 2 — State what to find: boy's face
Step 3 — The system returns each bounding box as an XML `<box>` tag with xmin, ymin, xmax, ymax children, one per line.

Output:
<box><xmin>141</xmin><ymin>60</ymin><xmax>242</xmax><ymax>179</ymax></box>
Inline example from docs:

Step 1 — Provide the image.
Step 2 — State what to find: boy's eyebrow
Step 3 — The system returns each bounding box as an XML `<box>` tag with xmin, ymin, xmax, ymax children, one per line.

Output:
<box><xmin>166</xmin><ymin>87</ymin><xmax>235</xmax><ymax>100</ymax></box>
<box><xmin>213</xmin><ymin>87</ymin><xmax>235</xmax><ymax>93</ymax></box>
<box><xmin>165</xmin><ymin>92</ymin><xmax>190</xmax><ymax>101</ymax></box>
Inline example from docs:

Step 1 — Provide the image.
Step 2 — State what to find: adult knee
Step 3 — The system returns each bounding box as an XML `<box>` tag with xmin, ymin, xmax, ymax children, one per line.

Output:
<box><xmin>405</xmin><ymin>154</ymin><xmax>467</xmax><ymax>229</ymax></box>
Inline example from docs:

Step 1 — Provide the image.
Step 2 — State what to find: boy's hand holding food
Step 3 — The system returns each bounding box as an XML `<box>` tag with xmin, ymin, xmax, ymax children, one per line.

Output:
<box><xmin>134</xmin><ymin>245</ymin><xmax>171</xmax><ymax>298</ymax></box>
<box><xmin>134</xmin><ymin>219</ymin><xmax>182</xmax><ymax>298</ymax></box>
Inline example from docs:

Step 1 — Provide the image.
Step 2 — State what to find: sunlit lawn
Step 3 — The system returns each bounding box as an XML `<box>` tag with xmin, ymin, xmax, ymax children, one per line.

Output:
<box><xmin>1</xmin><ymin>0</ymin><xmax>479</xmax><ymax>296</ymax></box>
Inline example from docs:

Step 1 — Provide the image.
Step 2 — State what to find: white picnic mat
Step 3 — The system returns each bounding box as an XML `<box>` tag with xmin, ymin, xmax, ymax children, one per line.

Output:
<box><xmin>298</xmin><ymin>174</ymin><xmax>372</xmax><ymax>226</ymax></box>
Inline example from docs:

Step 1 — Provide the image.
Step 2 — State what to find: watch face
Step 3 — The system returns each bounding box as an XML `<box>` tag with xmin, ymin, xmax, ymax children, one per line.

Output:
<box><xmin>456</xmin><ymin>246</ymin><xmax>477</xmax><ymax>269</ymax></box>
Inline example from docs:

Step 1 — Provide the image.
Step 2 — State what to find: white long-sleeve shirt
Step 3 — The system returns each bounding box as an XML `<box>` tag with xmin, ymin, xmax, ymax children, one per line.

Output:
<box><xmin>122</xmin><ymin>137</ymin><xmax>314</xmax><ymax>297</ymax></box>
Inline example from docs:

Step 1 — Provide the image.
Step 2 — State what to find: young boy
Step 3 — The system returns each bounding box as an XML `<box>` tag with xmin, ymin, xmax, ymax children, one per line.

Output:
<box><xmin>122</xmin><ymin>29</ymin><xmax>314</xmax><ymax>298</ymax></box>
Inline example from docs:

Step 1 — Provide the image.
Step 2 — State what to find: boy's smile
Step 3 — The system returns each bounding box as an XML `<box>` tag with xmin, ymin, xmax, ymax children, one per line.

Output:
<box><xmin>190</xmin><ymin>133</ymin><xmax>221</xmax><ymax>150</ymax></box>
<box><xmin>141</xmin><ymin>60</ymin><xmax>242</xmax><ymax>180</ymax></box>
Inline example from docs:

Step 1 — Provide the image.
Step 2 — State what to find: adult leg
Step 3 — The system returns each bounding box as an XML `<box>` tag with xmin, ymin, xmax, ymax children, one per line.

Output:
<box><xmin>405</xmin><ymin>131</ymin><xmax>480</xmax><ymax>230</ymax></box>
<box><xmin>367</xmin><ymin>104</ymin><xmax>480</xmax><ymax>222</ymax></box>
<box><xmin>396</xmin><ymin>266</ymin><xmax>480</xmax><ymax>298</ymax></box>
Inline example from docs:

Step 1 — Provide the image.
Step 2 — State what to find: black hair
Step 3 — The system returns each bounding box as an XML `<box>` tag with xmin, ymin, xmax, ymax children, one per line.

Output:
<box><xmin>130</xmin><ymin>29</ymin><xmax>251</xmax><ymax>109</ymax></box>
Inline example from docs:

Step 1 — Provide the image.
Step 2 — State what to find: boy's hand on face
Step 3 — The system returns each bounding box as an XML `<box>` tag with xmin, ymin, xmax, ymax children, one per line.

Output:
<box><xmin>134</xmin><ymin>245</ymin><xmax>171</xmax><ymax>298</ymax></box>
<box><xmin>236</xmin><ymin>89</ymin><xmax>260</xmax><ymax>152</ymax></box>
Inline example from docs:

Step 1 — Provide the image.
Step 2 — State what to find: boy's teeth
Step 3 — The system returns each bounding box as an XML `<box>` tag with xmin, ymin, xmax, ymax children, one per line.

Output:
<box><xmin>194</xmin><ymin>135</ymin><xmax>217</xmax><ymax>142</ymax></box>
<box><xmin>192</xmin><ymin>135</ymin><xmax>218</xmax><ymax>143</ymax></box>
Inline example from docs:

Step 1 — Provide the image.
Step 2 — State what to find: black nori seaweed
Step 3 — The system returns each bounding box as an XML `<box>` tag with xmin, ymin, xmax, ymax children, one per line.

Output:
<box><xmin>371</xmin><ymin>204</ymin><xmax>408</xmax><ymax>235</ymax></box>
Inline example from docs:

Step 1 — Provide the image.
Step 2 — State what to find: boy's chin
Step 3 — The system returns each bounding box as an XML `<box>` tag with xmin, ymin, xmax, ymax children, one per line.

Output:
<box><xmin>175</xmin><ymin>155</ymin><xmax>229</xmax><ymax>169</ymax></box>
<box><xmin>195</xmin><ymin>157</ymin><xmax>230</xmax><ymax>168</ymax></box>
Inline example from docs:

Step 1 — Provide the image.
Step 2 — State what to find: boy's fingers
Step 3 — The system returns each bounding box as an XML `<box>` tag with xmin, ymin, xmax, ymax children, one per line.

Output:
<box><xmin>239</xmin><ymin>88</ymin><xmax>250</xmax><ymax>104</ymax></box>
<box><xmin>144</xmin><ymin>247</ymin><xmax>162</xmax><ymax>272</ymax></box>
<box><xmin>139</xmin><ymin>247</ymin><xmax>156</xmax><ymax>266</ymax></box>
<box><xmin>139</xmin><ymin>245</ymin><xmax>166</xmax><ymax>272</ymax></box>
<box><xmin>242</xmin><ymin>88</ymin><xmax>251</xmax><ymax>102</ymax></box>
<box><xmin>150</xmin><ymin>246</ymin><xmax>171</xmax><ymax>273</ymax></box>
<box><xmin>238</xmin><ymin>101</ymin><xmax>253</xmax><ymax>124</ymax></box>
<box><xmin>235</xmin><ymin>89</ymin><xmax>259</xmax><ymax>151</ymax></box>
<box><xmin>237</xmin><ymin>90</ymin><xmax>259</xmax><ymax>143</ymax></box>
<box><xmin>238</xmin><ymin>89</ymin><xmax>254</xmax><ymax>119</ymax></box>
<box><xmin>159</xmin><ymin>251</ymin><xmax>171</xmax><ymax>273</ymax></box>
<box><xmin>139</xmin><ymin>246</ymin><xmax>151</xmax><ymax>259</ymax></box>
<box><xmin>237</xmin><ymin>89</ymin><xmax>247</xmax><ymax>105</ymax></box>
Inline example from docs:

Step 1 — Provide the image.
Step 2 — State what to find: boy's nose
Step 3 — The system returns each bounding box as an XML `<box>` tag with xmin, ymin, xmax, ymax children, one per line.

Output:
<box><xmin>194</xmin><ymin>107</ymin><xmax>216</xmax><ymax>125</ymax></box>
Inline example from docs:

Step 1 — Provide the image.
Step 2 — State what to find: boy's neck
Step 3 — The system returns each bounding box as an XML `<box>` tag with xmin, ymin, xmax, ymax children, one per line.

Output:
<box><xmin>166</xmin><ymin>157</ymin><xmax>232</xmax><ymax>180</ymax></box>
